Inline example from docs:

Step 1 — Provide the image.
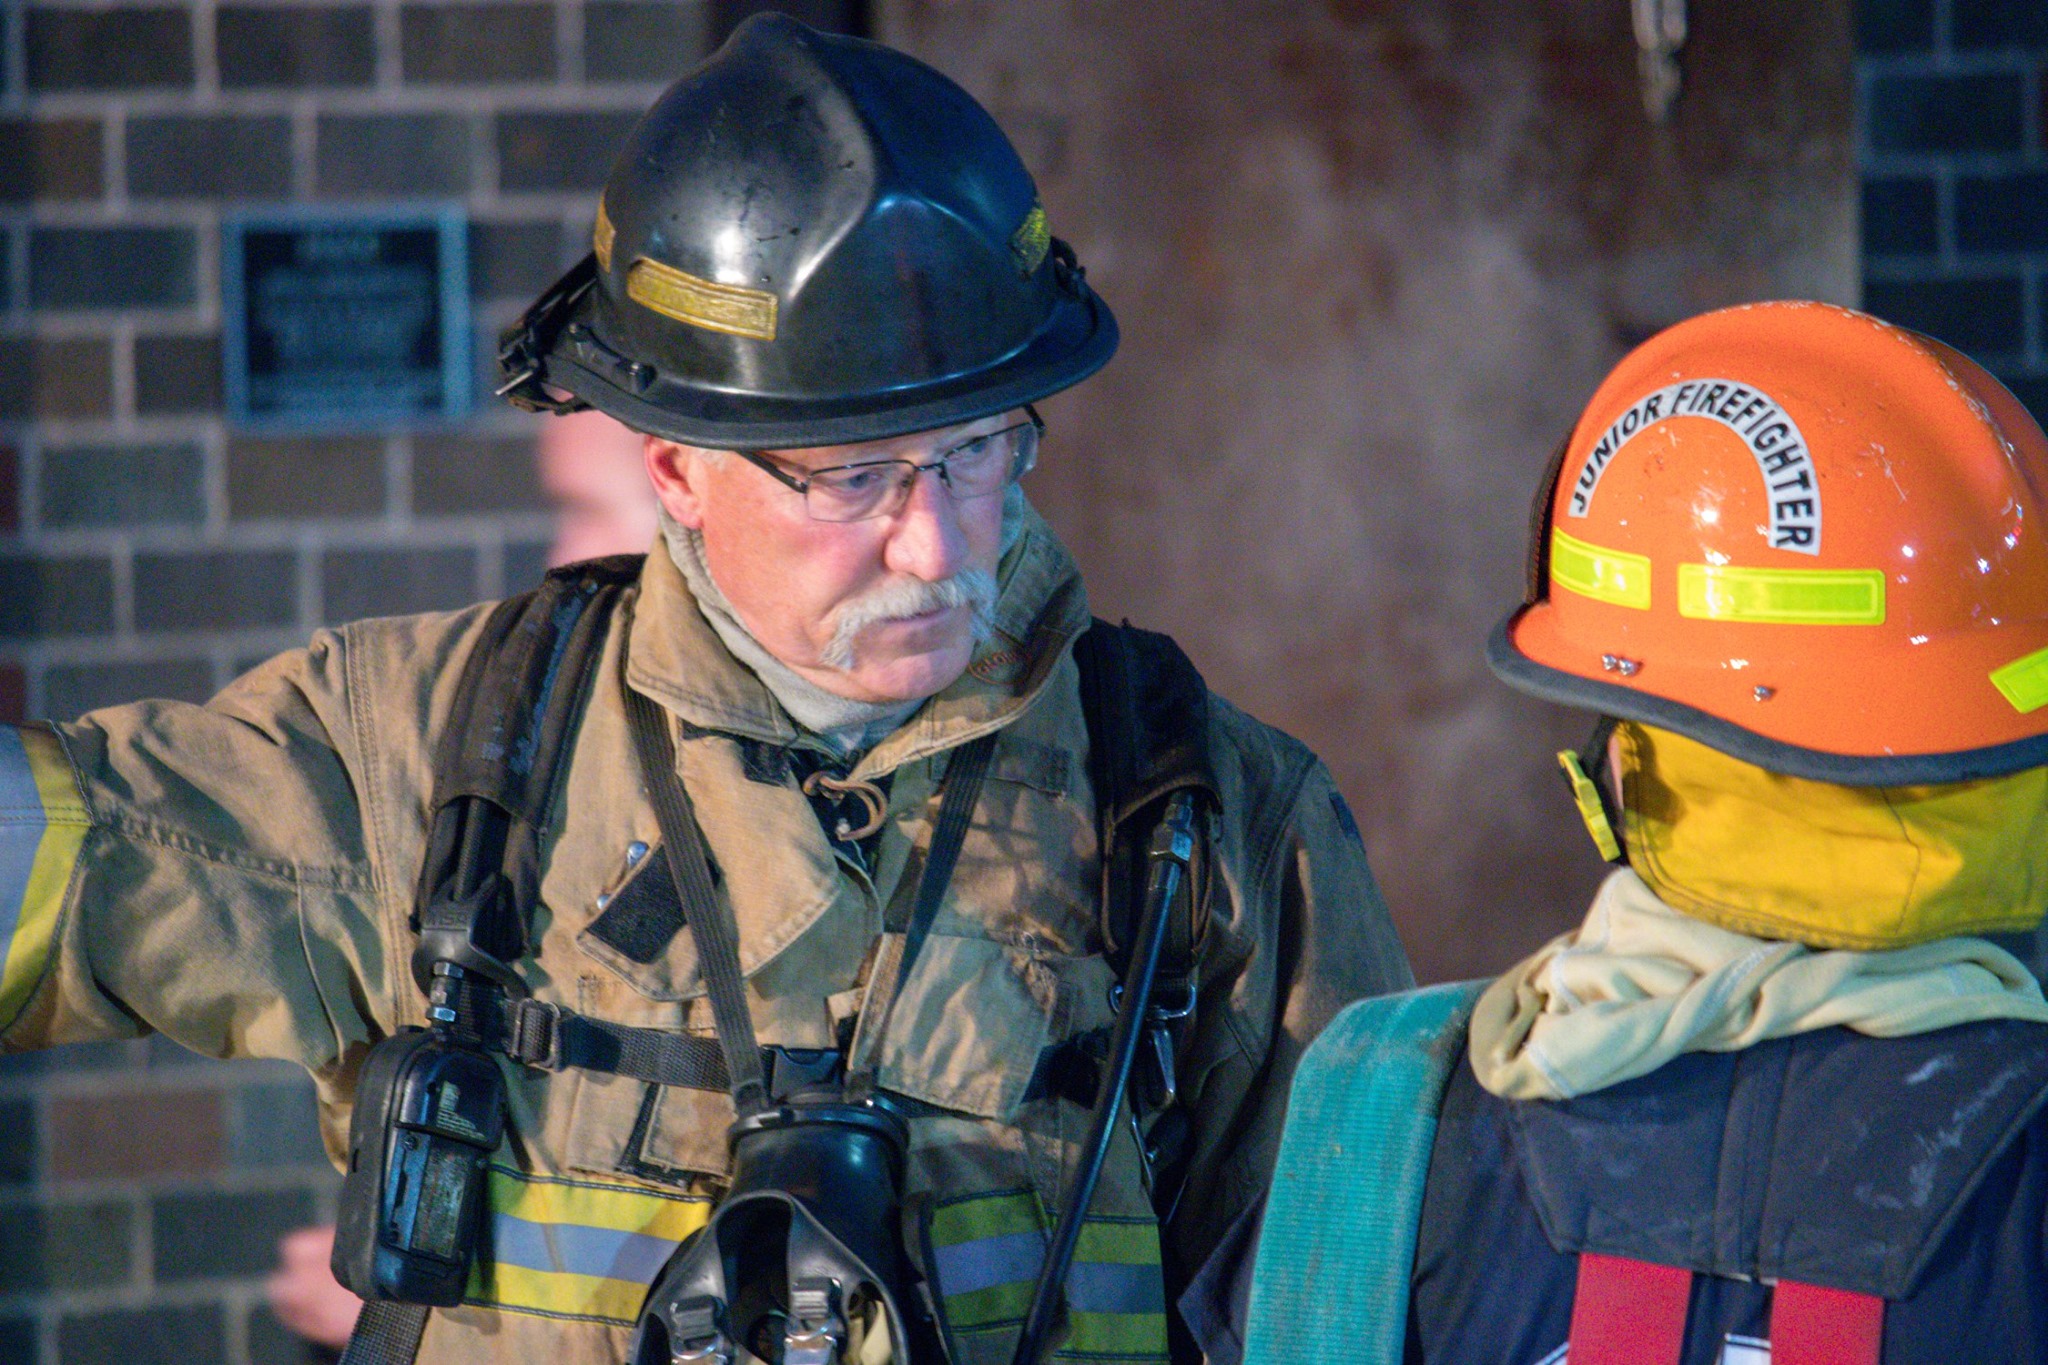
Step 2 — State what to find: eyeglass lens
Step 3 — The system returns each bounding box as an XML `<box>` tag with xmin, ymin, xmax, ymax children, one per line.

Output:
<box><xmin>802</xmin><ymin>421</ymin><xmax>1038</xmax><ymax>522</ymax></box>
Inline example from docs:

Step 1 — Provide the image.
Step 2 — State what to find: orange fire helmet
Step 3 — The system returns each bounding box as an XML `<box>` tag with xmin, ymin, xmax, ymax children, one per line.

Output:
<box><xmin>1490</xmin><ymin>300</ymin><xmax>2048</xmax><ymax>784</ymax></box>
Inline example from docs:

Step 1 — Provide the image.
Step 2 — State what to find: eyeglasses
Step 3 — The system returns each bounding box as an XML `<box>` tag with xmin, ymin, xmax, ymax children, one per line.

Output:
<box><xmin>733</xmin><ymin>408</ymin><xmax>1043</xmax><ymax>523</ymax></box>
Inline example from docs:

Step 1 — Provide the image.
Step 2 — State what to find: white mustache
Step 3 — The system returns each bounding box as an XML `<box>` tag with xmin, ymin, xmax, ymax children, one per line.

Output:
<box><xmin>818</xmin><ymin>568</ymin><xmax>998</xmax><ymax>670</ymax></box>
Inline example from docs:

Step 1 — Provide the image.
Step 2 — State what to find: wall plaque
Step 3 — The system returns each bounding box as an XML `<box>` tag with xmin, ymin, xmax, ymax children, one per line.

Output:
<box><xmin>223</xmin><ymin>206</ymin><xmax>472</xmax><ymax>429</ymax></box>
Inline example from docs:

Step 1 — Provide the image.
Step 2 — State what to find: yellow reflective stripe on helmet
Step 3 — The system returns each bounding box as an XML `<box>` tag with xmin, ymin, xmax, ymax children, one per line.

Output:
<box><xmin>1675</xmin><ymin>564</ymin><xmax>1886</xmax><ymax>624</ymax></box>
<box><xmin>1550</xmin><ymin>528</ymin><xmax>1651</xmax><ymax>609</ymax></box>
<box><xmin>1990</xmin><ymin>644</ymin><xmax>2048</xmax><ymax>714</ymax></box>
<box><xmin>0</xmin><ymin>726</ymin><xmax>88</xmax><ymax>1033</ymax></box>
<box><xmin>466</xmin><ymin>1166</ymin><xmax>711</xmax><ymax>1324</ymax></box>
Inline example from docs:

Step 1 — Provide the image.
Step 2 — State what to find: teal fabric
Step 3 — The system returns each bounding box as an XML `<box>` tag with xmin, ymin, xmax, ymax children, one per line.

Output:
<box><xmin>1242</xmin><ymin>980</ymin><xmax>1486</xmax><ymax>1365</ymax></box>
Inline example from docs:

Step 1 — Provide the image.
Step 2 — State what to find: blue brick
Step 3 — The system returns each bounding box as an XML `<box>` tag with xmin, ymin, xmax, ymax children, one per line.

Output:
<box><xmin>1863</xmin><ymin>175</ymin><xmax>1938</xmax><ymax>255</ymax></box>
<box><xmin>40</xmin><ymin>441</ymin><xmax>205</xmax><ymax>529</ymax></box>
<box><xmin>153</xmin><ymin>1188</ymin><xmax>313</xmax><ymax>1282</ymax></box>
<box><xmin>1858</xmin><ymin>0</ymin><xmax>1935</xmax><ymax>54</ymax></box>
<box><xmin>43</xmin><ymin>659</ymin><xmax>214</xmax><ymax>717</ymax></box>
<box><xmin>322</xmin><ymin>545</ymin><xmax>479</xmax><ymax>620</ymax></box>
<box><xmin>0</xmin><ymin>1097</ymin><xmax>33</xmax><ymax>1186</ymax></box>
<box><xmin>0</xmin><ymin>554</ymin><xmax>115</xmax><ymax>640</ymax></box>
<box><xmin>1956</xmin><ymin>171</ymin><xmax>2048</xmax><ymax>251</ymax></box>
<box><xmin>29</xmin><ymin>226</ymin><xmax>196</xmax><ymax>310</ymax></box>
<box><xmin>133</xmin><ymin>549</ymin><xmax>298</xmax><ymax>632</ymax></box>
<box><xmin>60</xmin><ymin>1305</ymin><xmax>224</xmax><ymax>1365</ymax></box>
<box><xmin>231</xmin><ymin>1079</ymin><xmax>327</xmax><ymax>1167</ymax></box>
<box><xmin>1951</xmin><ymin>0</ymin><xmax>2048</xmax><ymax>49</ymax></box>
<box><xmin>1997</xmin><ymin>374</ymin><xmax>2048</xmax><ymax>430</ymax></box>
<box><xmin>1866</xmin><ymin>72</ymin><xmax>2025</xmax><ymax>153</ymax></box>
<box><xmin>1862</xmin><ymin>274</ymin><xmax>2026</xmax><ymax>355</ymax></box>
<box><xmin>0</xmin><ymin>1316</ymin><xmax>30</xmax><ymax>1363</ymax></box>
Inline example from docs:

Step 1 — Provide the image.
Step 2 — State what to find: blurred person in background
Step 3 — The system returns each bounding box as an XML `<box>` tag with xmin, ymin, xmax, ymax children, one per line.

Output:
<box><xmin>266</xmin><ymin>405</ymin><xmax>660</xmax><ymax>1355</ymax></box>
<box><xmin>1236</xmin><ymin>301</ymin><xmax>2048</xmax><ymax>1365</ymax></box>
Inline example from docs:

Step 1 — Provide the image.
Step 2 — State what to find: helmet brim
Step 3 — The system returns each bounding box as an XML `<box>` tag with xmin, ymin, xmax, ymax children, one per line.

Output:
<box><xmin>526</xmin><ymin>256</ymin><xmax>1119</xmax><ymax>450</ymax></box>
<box><xmin>1488</xmin><ymin>609</ymin><xmax>2048</xmax><ymax>786</ymax></box>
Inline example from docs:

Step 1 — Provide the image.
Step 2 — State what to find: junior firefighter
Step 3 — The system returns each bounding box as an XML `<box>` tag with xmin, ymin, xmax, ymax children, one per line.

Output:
<box><xmin>0</xmin><ymin>16</ymin><xmax>1409</xmax><ymax>1365</ymax></box>
<box><xmin>1240</xmin><ymin>301</ymin><xmax>2048</xmax><ymax>1365</ymax></box>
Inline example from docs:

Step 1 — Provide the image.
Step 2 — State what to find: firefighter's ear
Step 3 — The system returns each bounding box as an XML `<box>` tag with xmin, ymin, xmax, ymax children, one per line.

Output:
<box><xmin>644</xmin><ymin>437</ymin><xmax>710</xmax><ymax>530</ymax></box>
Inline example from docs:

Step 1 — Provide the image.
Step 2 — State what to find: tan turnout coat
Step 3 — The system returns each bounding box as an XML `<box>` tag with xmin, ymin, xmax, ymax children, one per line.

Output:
<box><xmin>0</xmin><ymin>509</ymin><xmax>1411</xmax><ymax>1363</ymax></box>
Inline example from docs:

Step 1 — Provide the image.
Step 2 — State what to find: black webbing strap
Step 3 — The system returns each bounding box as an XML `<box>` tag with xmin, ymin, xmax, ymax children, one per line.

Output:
<box><xmin>625</xmin><ymin>683</ymin><xmax>771</xmax><ymax>1117</ymax></box>
<box><xmin>337</xmin><ymin>1301</ymin><xmax>430</xmax><ymax>1365</ymax></box>
<box><xmin>846</xmin><ymin>731</ymin><xmax>997</xmax><ymax>1098</ymax></box>
<box><xmin>499</xmin><ymin>996</ymin><xmax>732</xmax><ymax>1091</ymax></box>
<box><xmin>896</xmin><ymin>734</ymin><xmax>997</xmax><ymax>996</ymax></box>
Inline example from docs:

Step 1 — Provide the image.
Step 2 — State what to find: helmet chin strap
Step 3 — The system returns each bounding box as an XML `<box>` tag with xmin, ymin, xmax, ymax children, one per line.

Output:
<box><xmin>1557</xmin><ymin>714</ymin><xmax>1626</xmax><ymax>864</ymax></box>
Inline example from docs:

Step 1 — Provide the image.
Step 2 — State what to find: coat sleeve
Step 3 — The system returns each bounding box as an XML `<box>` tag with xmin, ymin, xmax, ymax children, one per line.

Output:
<box><xmin>1164</xmin><ymin>703</ymin><xmax>1414</xmax><ymax>1327</ymax></box>
<box><xmin>0</xmin><ymin>610</ymin><xmax>487</xmax><ymax>1089</ymax></box>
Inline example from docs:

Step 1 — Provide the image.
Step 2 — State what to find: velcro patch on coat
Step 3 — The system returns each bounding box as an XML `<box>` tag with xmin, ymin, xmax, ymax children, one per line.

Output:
<box><xmin>586</xmin><ymin>851</ymin><xmax>686</xmax><ymax>965</ymax></box>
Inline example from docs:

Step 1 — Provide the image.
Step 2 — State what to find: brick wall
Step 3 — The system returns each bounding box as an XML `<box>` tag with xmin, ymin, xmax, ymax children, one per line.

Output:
<box><xmin>0</xmin><ymin>1</ymin><xmax>758</xmax><ymax>1360</ymax></box>
<box><xmin>1861</xmin><ymin>0</ymin><xmax>2048</xmax><ymax>417</ymax></box>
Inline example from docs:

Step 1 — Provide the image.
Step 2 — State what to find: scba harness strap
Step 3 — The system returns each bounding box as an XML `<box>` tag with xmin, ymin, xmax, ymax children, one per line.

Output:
<box><xmin>337</xmin><ymin>557</ymin><xmax>1215</xmax><ymax>1364</ymax></box>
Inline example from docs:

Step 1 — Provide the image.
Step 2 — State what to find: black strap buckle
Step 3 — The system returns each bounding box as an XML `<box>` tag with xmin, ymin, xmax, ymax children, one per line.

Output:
<box><xmin>505</xmin><ymin>999</ymin><xmax>565</xmax><ymax>1070</ymax></box>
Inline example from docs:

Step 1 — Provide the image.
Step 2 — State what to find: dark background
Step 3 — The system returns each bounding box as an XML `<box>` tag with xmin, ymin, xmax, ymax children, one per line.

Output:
<box><xmin>0</xmin><ymin>0</ymin><xmax>2043</xmax><ymax>1359</ymax></box>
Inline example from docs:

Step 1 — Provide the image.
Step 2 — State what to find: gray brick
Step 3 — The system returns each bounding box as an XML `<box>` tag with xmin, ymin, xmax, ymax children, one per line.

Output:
<box><xmin>0</xmin><ymin>1098</ymin><xmax>33</xmax><ymax>1186</ymax></box>
<box><xmin>127</xmin><ymin>114</ymin><xmax>292</xmax><ymax>201</ymax></box>
<box><xmin>1866</xmin><ymin>73</ymin><xmax>2025</xmax><ymax>154</ymax></box>
<box><xmin>0</xmin><ymin>1202</ymin><xmax>132</xmax><ymax>1294</ymax></box>
<box><xmin>1862</xmin><ymin>275</ymin><xmax>2026</xmax><ymax>357</ymax></box>
<box><xmin>0</xmin><ymin>448</ymin><xmax>16</xmax><ymax>534</ymax></box>
<box><xmin>0</xmin><ymin>1038</ymin><xmax>141</xmax><ymax>1077</ymax></box>
<box><xmin>323</xmin><ymin>545</ymin><xmax>479</xmax><ymax>620</ymax></box>
<box><xmin>498</xmin><ymin>110</ymin><xmax>639</xmax><ymax>192</ymax></box>
<box><xmin>0</xmin><ymin>117</ymin><xmax>103</xmax><ymax>203</ymax></box>
<box><xmin>586</xmin><ymin>1</ymin><xmax>707</xmax><ymax>82</ymax></box>
<box><xmin>1862</xmin><ymin>176</ymin><xmax>1938</xmax><ymax>257</ymax></box>
<box><xmin>154</xmin><ymin>1187</ymin><xmax>313</xmax><ymax>1282</ymax></box>
<box><xmin>412</xmin><ymin>433</ymin><xmax>545</xmax><ymax>515</ymax></box>
<box><xmin>402</xmin><ymin>3</ymin><xmax>554</xmax><ymax>83</ymax></box>
<box><xmin>219</xmin><ymin>5</ymin><xmax>376</xmax><ymax>89</ymax></box>
<box><xmin>27</xmin><ymin>7</ymin><xmax>194</xmax><ymax>91</ymax></box>
<box><xmin>0</xmin><ymin>336</ymin><xmax>113</xmax><ymax>421</ymax></box>
<box><xmin>44</xmin><ymin>659</ymin><xmax>214</xmax><ymax>716</ymax></box>
<box><xmin>316</xmin><ymin>112</ymin><xmax>472</xmax><ymax>196</ymax></box>
<box><xmin>227</xmin><ymin>435</ymin><xmax>384</xmax><ymax>519</ymax></box>
<box><xmin>0</xmin><ymin>554</ymin><xmax>115</xmax><ymax>640</ymax></box>
<box><xmin>232</xmin><ymin>1079</ymin><xmax>327</xmax><ymax>1167</ymax></box>
<box><xmin>29</xmin><ymin>226</ymin><xmax>196</xmax><ymax>310</ymax></box>
<box><xmin>135</xmin><ymin>333</ymin><xmax>223</xmax><ymax>415</ymax></box>
<box><xmin>132</xmin><ymin>549</ymin><xmax>298</xmax><ymax>632</ymax></box>
<box><xmin>471</xmin><ymin>219</ymin><xmax>565</xmax><ymax>301</ymax></box>
<box><xmin>60</xmin><ymin>1305</ymin><xmax>224</xmax><ymax>1365</ymax></box>
<box><xmin>41</xmin><ymin>441</ymin><xmax>205</xmax><ymax>529</ymax></box>
<box><xmin>1955</xmin><ymin>172</ymin><xmax>2048</xmax><ymax>252</ymax></box>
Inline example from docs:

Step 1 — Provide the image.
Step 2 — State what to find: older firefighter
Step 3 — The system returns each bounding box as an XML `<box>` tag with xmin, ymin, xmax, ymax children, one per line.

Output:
<box><xmin>1239</xmin><ymin>301</ymin><xmax>2048</xmax><ymax>1365</ymax></box>
<box><xmin>0</xmin><ymin>16</ymin><xmax>1410</xmax><ymax>1365</ymax></box>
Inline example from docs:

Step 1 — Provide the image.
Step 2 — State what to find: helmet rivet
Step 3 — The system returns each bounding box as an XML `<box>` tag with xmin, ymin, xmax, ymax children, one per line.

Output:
<box><xmin>1601</xmin><ymin>654</ymin><xmax>1642</xmax><ymax>677</ymax></box>
<box><xmin>1753</xmin><ymin>685</ymin><xmax>1776</xmax><ymax>701</ymax></box>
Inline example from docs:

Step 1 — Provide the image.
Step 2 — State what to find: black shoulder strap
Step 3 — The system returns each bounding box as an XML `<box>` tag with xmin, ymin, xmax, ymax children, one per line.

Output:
<box><xmin>1073</xmin><ymin>617</ymin><xmax>1218</xmax><ymax>983</ymax></box>
<box><xmin>413</xmin><ymin>555</ymin><xmax>642</xmax><ymax>1000</ymax></box>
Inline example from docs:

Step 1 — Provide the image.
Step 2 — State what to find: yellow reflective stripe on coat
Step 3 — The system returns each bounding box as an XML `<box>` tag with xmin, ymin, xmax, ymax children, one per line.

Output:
<box><xmin>930</xmin><ymin>1189</ymin><xmax>1168</xmax><ymax>1362</ymax></box>
<box><xmin>1990</xmin><ymin>644</ymin><xmax>2048</xmax><ymax>714</ymax></box>
<box><xmin>1551</xmin><ymin>529</ymin><xmax>1651</xmax><ymax>609</ymax></box>
<box><xmin>0</xmin><ymin>726</ymin><xmax>88</xmax><ymax>1032</ymax></box>
<box><xmin>466</xmin><ymin>1166</ymin><xmax>711</xmax><ymax>1325</ymax></box>
<box><xmin>1676</xmin><ymin>563</ymin><xmax>1886</xmax><ymax>624</ymax></box>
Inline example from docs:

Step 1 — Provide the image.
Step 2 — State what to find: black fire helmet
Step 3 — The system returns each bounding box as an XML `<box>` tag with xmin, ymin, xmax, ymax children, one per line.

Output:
<box><xmin>498</xmin><ymin>13</ymin><xmax>1120</xmax><ymax>450</ymax></box>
